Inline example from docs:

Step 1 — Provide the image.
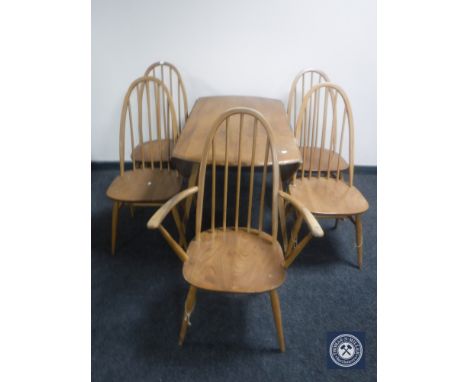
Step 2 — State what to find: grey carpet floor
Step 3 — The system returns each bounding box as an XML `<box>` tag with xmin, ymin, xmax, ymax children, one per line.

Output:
<box><xmin>92</xmin><ymin>166</ymin><xmax>376</xmax><ymax>381</ymax></box>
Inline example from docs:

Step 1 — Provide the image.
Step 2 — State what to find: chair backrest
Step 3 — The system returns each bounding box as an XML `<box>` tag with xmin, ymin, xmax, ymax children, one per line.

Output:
<box><xmin>119</xmin><ymin>76</ymin><xmax>179</xmax><ymax>175</ymax></box>
<box><xmin>287</xmin><ymin>69</ymin><xmax>330</xmax><ymax>132</ymax></box>
<box><xmin>294</xmin><ymin>82</ymin><xmax>355</xmax><ymax>186</ymax></box>
<box><xmin>144</xmin><ymin>61</ymin><xmax>188</xmax><ymax>134</ymax></box>
<box><xmin>194</xmin><ymin>108</ymin><xmax>280</xmax><ymax>244</ymax></box>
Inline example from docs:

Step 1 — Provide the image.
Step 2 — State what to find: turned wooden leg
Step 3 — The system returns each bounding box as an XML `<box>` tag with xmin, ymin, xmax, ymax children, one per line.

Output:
<box><xmin>269</xmin><ymin>289</ymin><xmax>285</xmax><ymax>352</ymax></box>
<box><xmin>179</xmin><ymin>285</ymin><xmax>198</xmax><ymax>346</ymax></box>
<box><xmin>355</xmin><ymin>214</ymin><xmax>363</xmax><ymax>269</ymax></box>
<box><xmin>183</xmin><ymin>164</ymin><xmax>199</xmax><ymax>227</ymax></box>
<box><xmin>111</xmin><ymin>201</ymin><xmax>120</xmax><ymax>256</ymax></box>
<box><xmin>278</xmin><ymin>182</ymin><xmax>288</xmax><ymax>252</ymax></box>
<box><xmin>279</xmin><ymin>201</ymin><xmax>288</xmax><ymax>252</ymax></box>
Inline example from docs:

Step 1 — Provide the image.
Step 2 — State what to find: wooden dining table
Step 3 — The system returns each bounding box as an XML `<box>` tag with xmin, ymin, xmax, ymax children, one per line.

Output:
<box><xmin>172</xmin><ymin>96</ymin><xmax>302</xmax><ymax>182</ymax></box>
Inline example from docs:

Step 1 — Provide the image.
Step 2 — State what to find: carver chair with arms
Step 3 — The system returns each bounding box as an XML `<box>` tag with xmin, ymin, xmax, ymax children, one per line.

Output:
<box><xmin>147</xmin><ymin>107</ymin><xmax>324</xmax><ymax>351</ymax></box>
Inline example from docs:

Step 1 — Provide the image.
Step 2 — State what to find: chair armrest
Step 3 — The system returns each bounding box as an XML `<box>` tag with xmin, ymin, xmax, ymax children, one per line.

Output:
<box><xmin>147</xmin><ymin>186</ymin><xmax>198</xmax><ymax>229</ymax></box>
<box><xmin>278</xmin><ymin>190</ymin><xmax>324</xmax><ymax>238</ymax></box>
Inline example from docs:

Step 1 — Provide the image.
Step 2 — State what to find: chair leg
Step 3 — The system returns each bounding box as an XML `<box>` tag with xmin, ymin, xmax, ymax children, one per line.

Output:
<box><xmin>183</xmin><ymin>163</ymin><xmax>199</xmax><ymax>227</ymax></box>
<box><xmin>129</xmin><ymin>203</ymin><xmax>135</xmax><ymax>218</ymax></box>
<box><xmin>111</xmin><ymin>201</ymin><xmax>120</xmax><ymax>256</ymax></box>
<box><xmin>355</xmin><ymin>214</ymin><xmax>363</xmax><ymax>269</ymax></box>
<box><xmin>269</xmin><ymin>289</ymin><xmax>286</xmax><ymax>352</ymax></box>
<box><xmin>179</xmin><ymin>285</ymin><xmax>198</xmax><ymax>346</ymax></box>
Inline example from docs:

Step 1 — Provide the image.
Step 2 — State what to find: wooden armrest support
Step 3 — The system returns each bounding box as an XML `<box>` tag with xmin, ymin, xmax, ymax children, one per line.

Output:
<box><xmin>147</xmin><ymin>186</ymin><xmax>198</xmax><ymax>229</ymax></box>
<box><xmin>158</xmin><ymin>225</ymin><xmax>189</xmax><ymax>262</ymax></box>
<box><xmin>278</xmin><ymin>190</ymin><xmax>324</xmax><ymax>238</ymax></box>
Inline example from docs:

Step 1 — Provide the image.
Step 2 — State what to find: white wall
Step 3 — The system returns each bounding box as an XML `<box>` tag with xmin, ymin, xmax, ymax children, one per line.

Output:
<box><xmin>92</xmin><ymin>0</ymin><xmax>376</xmax><ymax>165</ymax></box>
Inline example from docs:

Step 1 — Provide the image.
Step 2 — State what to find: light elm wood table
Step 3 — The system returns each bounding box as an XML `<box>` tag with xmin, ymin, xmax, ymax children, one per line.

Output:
<box><xmin>172</xmin><ymin>95</ymin><xmax>302</xmax><ymax>181</ymax></box>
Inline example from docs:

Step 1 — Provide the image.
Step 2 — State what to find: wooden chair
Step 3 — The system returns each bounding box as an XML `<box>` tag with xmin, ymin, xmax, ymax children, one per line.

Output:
<box><xmin>288</xmin><ymin>83</ymin><xmax>369</xmax><ymax>269</ymax></box>
<box><xmin>147</xmin><ymin>107</ymin><xmax>324</xmax><ymax>351</ymax></box>
<box><xmin>287</xmin><ymin>69</ymin><xmax>348</xmax><ymax>174</ymax></box>
<box><xmin>131</xmin><ymin>62</ymin><xmax>189</xmax><ymax>165</ymax></box>
<box><xmin>106</xmin><ymin>76</ymin><xmax>186</xmax><ymax>255</ymax></box>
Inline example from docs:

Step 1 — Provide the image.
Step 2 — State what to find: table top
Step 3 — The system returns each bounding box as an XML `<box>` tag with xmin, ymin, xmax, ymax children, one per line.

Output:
<box><xmin>172</xmin><ymin>96</ymin><xmax>302</xmax><ymax>167</ymax></box>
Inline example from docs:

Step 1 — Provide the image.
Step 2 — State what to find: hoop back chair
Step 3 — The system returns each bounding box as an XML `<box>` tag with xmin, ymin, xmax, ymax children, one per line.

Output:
<box><xmin>288</xmin><ymin>83</ymin><xmax>369</xmax><ymax>268</ymax></box>
<box><xmin>106</xmin><ymin>76</ymin><xmax>185</xmax><ymax>255</ymax></box>
<box><xmin>131</xmin><ymin>61</ymin><xmax>189</xmax><ymax>165</ymax></box>
<box><xmin>287</xmin><ymin>69</ymin><xmax>348</xmax><ymax>174</ymax></box>
<box><xmin>147</xmin><ymin>107</ymin><xmax>324</xmax><ymax>351</ymax></box>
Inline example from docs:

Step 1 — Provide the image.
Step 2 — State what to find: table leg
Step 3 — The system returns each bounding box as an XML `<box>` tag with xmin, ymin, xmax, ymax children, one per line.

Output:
<box><xmin>278</xmin><ymin>181</ymin><xmax>288</xmax><ymax>252</ymax></box>
<box><xmin>183</xmin><ymin>163</ymin><xmax>199</xmax><ymax>227</ymax></box>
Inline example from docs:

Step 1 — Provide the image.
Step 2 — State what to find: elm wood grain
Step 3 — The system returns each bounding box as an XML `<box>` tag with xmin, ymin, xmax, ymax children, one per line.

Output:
<box><xmin>172</xmin><ymin>158</ymin><xmax>299</xmax><ymax>185</ymax></box>
<box><xmin>288</xmin><ymin>178</ymin><xmax>368</xmax><ymax>216</ymax></box>
<box><xmin>147</xmin><ymin>107</ymin><xmax>323</xmax><ymax>351</ymax></box>
<box><xmin>290</xmin><ymin>83</ymin><xmax>369</xmax><ymax>269</ymax></box>
<box><xmin>183</xmin><ymin>229</ymin><xmax>285</xmax><ymax>293</ymax></box>
<box><xmin>106</xmin><ymin>169</ymin><xmax>182</xmax><ymax>203</ymax></box>
<box><xmin>172</xmin><ymin>96</ymin><xmax>301</xmax><ymax>168</ymax></box>
<box><xmin>107</xmin><ymin>76</ymin><xmax>183</xmax><ymax>255</ymax></box>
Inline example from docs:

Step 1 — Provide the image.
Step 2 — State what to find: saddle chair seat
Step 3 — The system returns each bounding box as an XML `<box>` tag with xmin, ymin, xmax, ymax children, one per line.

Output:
<box><xmin>183</xmin><ymin>229</ymin><xmax>285</xmax><ymax>293</ymax></box>
<box><xmin>107</xmin><ymin>168</ymin><xmax>182</xmax><ymax>203</ymax></box>
<box><xmin>289</xmin><ymin>177</ymin><xmax>369</xmax><ymax>216</ymax></box>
